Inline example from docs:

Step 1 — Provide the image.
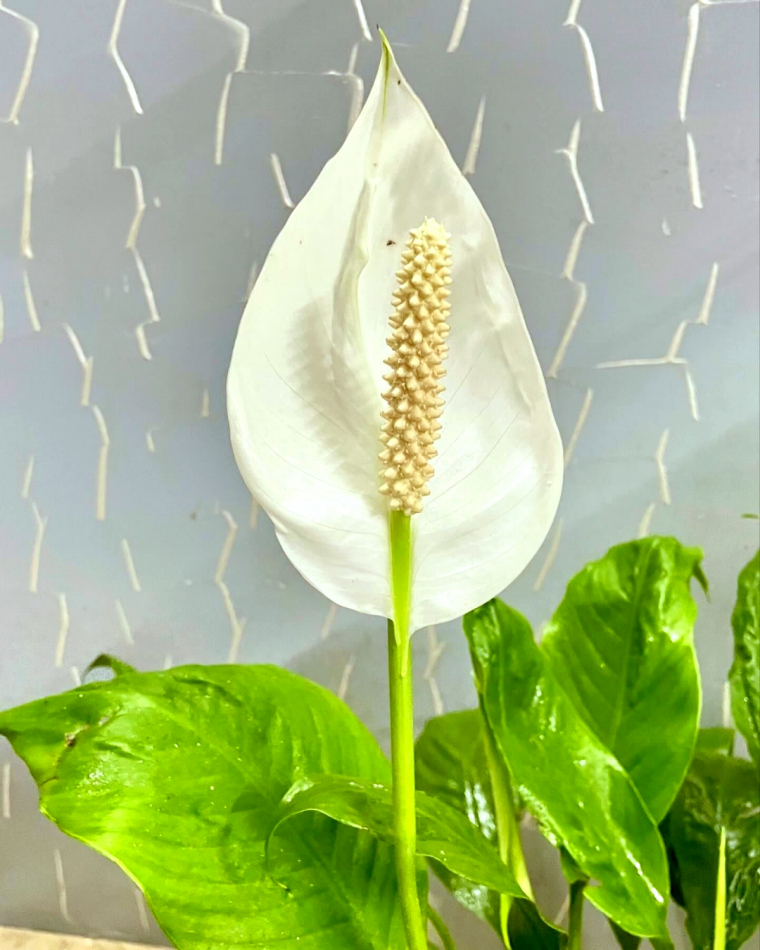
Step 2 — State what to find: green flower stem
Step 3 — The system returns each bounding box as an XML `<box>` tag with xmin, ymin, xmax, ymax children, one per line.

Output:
<box><xmin>484</xmin><ymin>726</ymin><xmax>533</xmax><ymax>947</ymax></box>
<box><xmin>714</xmin><ymin>827</ymin><xmax>726</xmax><ymax>950</ymax></box>
<box><xmin>427</xmin><ymin>904</ymin><xmax>458</xmax><ymax>950</ymax></box>
<box><xmin>388</xmin><ymin>511</ymin><xmax>428</xmax><ymax>950</ymax></box>
<box><xmin>567</xmin><ymin>881</ymin><xmax>585</xmax><ymax>950</ymax></box>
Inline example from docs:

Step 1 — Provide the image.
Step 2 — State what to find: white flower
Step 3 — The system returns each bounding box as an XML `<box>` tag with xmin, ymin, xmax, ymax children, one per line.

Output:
<box><xmin>227</xmin><ymin>36</ymin><xmax>563</xmax><ymax>632</ymax></box>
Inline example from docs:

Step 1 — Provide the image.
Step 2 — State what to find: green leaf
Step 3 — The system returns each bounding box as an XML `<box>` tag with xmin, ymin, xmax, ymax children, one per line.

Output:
<box><xmin>729</xmin><ymin>550</ymin><xmax>760</xmax><ymax>764</ymax></box>
<box><xmin>541</xmin><ymin>537</ymin><xmax>704</xmax><ymax>821</ymax></box>
<box><xmin>463</xmin><ymin>599</ymin><xmax>670</xmax><ymax>940</ymax></box>
<box><xmin>84</xmin><ymin>653</ymin><xmax>137</xmax><ymax>678</ymax></box>
<box><xmin>0</xmin><ymin>664</ymin><xmax>409</xmax><ymax>950</ymax></box>
<box><xmin>268</xmin><ymin>773</ymin><xmax>527</xmax><ymax>901</ymax></box>
<box><xmin>663</xmin><ymin>748</ymin><xmax>760</xmax><ymax>950</ymax></box>
<box><xmin>415</xmin><ymin>711</ymin><xmax>563</xmax><ymax>948</ymax></box>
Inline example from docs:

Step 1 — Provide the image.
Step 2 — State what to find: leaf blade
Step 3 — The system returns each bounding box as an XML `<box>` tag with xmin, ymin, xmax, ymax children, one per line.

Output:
<box><xmin>540</xmin><ymin>537</ymin><xmax>704</xmax><ymax>821</ymax></box>
<box><xmin>0</xmin><ymin>664</ymin><xmax>408</xmax><ymax>950</ymax></box>
<box><xmin>729</xmin><ymin>550</ymin><xmax>760</xmax><ymax>764</ymax></box>
<box><xmin>464</xmin><ymin>599</ymin><xmax>671</xmax><ymax>940</ymax></box>
<box><xmin>269</xmin><ymin>773</ymin><xmax>527</xmax><ymax>900</ymax></box>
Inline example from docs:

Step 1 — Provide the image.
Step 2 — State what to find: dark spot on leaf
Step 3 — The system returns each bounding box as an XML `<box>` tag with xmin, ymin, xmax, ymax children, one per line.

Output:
<box><xmin>65</xmin><ymin>733</ymin><xmax>77</xmax><ymax>748</ymax></box>
<box><xmin>98</xmin><ymin>741</ymin><xmax>142</xmax><ymax>761</ymax></box>
<box><xmin>397</xmin><ymin>80</ymin><xmax>401</xmax><ymax>85</ymax></box>
<box><xmin>386</xmin><ymin>239</ymin><xmax>395</xmax><ymax>246</ymax></box>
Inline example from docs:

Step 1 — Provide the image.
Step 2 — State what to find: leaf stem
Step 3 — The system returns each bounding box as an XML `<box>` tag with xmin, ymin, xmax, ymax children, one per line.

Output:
<box><xmin>388</xmin><ymin>511</ymin><xmax>427</xmax><ymax>950</ymax></box>
<box><xmin>484</xmin><ymin>726</ymin><xmax>533</xmax><ymax>946</ymax></box>
<box><xmin>713</xmin><ymin>826</ymin><xmax>726</xmax><ymax>950</ymax></box>
<box><xmin>427</xmin><ymin>904</ymin><xmax>458</xmax><ymax>950</ymax></box>
<box><xmin>567</xmin><ymin>881</ymin><xmax>585</xmax><ymax>950</ymax></box>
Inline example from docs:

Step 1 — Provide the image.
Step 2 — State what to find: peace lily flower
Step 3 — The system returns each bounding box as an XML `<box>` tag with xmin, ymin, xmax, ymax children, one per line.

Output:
<box><xmin>227</xmin><ymin>37</ymin><xmax>563</xmax><ymax>634</ymax></box>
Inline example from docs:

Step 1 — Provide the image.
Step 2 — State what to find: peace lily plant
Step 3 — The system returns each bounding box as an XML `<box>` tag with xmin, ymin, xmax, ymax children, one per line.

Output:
<box><xmin>228</xmin><ymin>35</ymin><xmax>561</xmax><ymax>948</ymax></box>
<box><xmin>1</xmin><ymin>34</ymin><xmax>758</xmax><ymax>950</ymax></box>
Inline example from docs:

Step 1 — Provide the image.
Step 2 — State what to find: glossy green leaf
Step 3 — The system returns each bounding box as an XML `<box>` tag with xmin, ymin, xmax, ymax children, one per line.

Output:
<box><xmin>729</xmin><ymin>550</ymin><xmax>760</xmax><ymax>764</ymax></box>
<box><xmin>663</xmin><ymin>747</ymin><xmax>760</xmax><ymax>950</ymax></box>
<box><xmin>541</xmin><ymin>537</ymin><xmax>705</xmax><ymax>822</ymax></box>
<box><xmin>267</xmin><ymin>773</ymin><xmax>527</xmax><ymax>902</ymax></box>
<box><xmin>415</xmin><ymin>711</ymin><xmax>563</xmax><ymax>948</ymax></box>
<box><xmin>464</xmin><ymin>599</ymin><xmax>671</xmax><ymax>940</ymax></box>
<box><xmin>0</xmin><ymin>665</ymin><xmax>409</xmax><ymax>950</ymax></box>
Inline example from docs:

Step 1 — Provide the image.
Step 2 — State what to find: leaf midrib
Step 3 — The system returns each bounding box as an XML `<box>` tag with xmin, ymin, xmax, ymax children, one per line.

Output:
<box><xmin>604</xmin><ymin>544</ymin><xmax>655</xmax><ymax>754</ymax></box>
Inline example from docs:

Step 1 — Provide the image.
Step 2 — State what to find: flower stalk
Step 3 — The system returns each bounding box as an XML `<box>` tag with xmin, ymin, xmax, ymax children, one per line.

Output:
<box><xmin>388</xmin><ymin>512</ymin><xmax>427</xmax><ymax>950</ymax></box>
<box><xmin>388</xmin><ymin>622</ymin><xmax>427</xmax><ymax>950</ymax></box>
<box><xmin>713</xmin><ymin>827</ymin><xmax>726</xmax><ymax>950</ymax></box>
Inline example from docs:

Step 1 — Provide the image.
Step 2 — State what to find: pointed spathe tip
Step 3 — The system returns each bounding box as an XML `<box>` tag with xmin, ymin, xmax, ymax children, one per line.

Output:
<box><xmin>377</xmin><ymin>26</ymin><xmax>395</xmax><ymax>72</ymax></box>
<box><xmin>376</xmin><ymin>28</ymin><xmax>398</xmax><ymax>115</ymax></box>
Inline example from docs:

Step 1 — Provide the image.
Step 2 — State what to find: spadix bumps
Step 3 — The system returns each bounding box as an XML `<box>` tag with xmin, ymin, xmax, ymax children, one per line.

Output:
<box><xmin>380</xmin><ymin>220</ymin><xmax>452</xmax><ymax>516</ymax></box>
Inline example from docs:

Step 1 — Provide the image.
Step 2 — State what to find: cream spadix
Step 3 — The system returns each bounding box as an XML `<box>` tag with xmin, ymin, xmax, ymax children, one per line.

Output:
<box><xmin>380</xmin><ymin>219</ymin><xmax>452</xmax><ymax>516</ymax></box>
<box><xmin>227</xmin><ymin>36</ymin><xmax>563</xmax><ymax>632</ymax></box>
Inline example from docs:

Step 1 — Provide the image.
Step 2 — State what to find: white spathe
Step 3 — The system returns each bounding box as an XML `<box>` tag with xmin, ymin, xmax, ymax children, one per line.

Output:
<box><xmin>227</xmin><ymin>38</ymin><xmax>563</xmax><ymax>632</ymax></box>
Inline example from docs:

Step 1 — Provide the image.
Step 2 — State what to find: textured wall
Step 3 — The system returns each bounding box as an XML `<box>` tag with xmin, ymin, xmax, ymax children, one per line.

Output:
<box><xmin>0</xmin><ymin>1</ymin><xmax>758</xmax><ymax>947</ymax></box>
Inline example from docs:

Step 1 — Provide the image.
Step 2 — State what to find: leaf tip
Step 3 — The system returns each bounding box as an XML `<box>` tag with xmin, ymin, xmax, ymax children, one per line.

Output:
<box><xmin>693</xmin><ymin>561</ymin><xmax>710</xmax><ymax>600</ymax></box>
<box><xmin>83</xmin><ymin>654</ymin><xmax>137</xmax><ymax>680</ymax></box>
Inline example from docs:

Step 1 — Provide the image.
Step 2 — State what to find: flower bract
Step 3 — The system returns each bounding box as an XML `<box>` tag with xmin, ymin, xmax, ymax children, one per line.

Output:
<box><xmin>228</xmin><ymin>35</ymin><xmax>563</xmax><ymax>631</ymax></box>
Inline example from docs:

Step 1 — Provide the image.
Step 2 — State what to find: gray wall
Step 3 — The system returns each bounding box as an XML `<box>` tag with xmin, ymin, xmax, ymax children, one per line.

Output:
<box><xmin>0</xmin><ymin>1</ymin><xmax>758</xmax><ymax>947</ymax></box>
